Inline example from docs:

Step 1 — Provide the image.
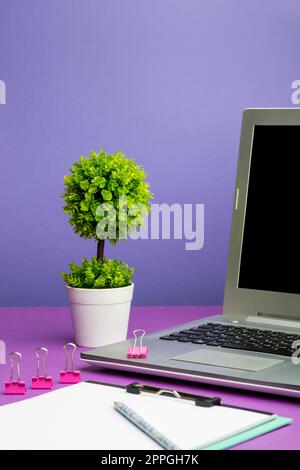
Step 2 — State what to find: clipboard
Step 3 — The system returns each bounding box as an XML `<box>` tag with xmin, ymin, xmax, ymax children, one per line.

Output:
<box><xmin>0</xmin><ymin>380</ymin><xmax>292</xmax><ymax>450</ymax></box>
<box><xmin>88</xmin><ymin>380</ymin><xmax>291</xmax><ymax>450</ymax></box>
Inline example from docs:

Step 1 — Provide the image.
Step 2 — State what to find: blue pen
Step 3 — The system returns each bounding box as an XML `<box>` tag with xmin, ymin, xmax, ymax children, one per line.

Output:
<box><xmin>114</xmin><ymin>401</ymin><xmax>180</xmax><ymax>450</ymax></box>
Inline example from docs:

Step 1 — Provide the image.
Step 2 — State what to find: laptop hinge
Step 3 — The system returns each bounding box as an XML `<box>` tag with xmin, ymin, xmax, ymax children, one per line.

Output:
<box><xmin>246</xmin><ymin>315</ymin><xmax>300</xmax><ymax>330</ymax></box>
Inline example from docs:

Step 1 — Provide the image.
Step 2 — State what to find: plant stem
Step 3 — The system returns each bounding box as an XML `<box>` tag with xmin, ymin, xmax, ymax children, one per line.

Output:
<box><xmin>97</xmin><ymin>239</ymin><xmax>105</xmax><ymax>261</ymax></box>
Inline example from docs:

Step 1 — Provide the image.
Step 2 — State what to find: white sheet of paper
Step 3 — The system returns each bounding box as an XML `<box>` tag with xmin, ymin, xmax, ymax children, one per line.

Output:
<box><xmin>0</xmin><ymin>382</ymin><xmax>275</xmax><ymax>449</ymax></box>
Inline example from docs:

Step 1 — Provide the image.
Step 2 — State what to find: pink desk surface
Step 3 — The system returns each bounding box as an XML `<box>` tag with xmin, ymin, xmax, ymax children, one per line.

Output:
<box><xmin>0</xmin><ymin>306</ymin><xmax>299</xmax><ymax>450</ymax></box>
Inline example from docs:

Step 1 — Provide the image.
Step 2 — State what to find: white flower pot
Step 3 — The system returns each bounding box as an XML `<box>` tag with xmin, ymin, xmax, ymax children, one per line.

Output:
<box><xmin>66</xmin><ymin>283</ymin><xmax>134</xmax><ymax>348</ymax></box>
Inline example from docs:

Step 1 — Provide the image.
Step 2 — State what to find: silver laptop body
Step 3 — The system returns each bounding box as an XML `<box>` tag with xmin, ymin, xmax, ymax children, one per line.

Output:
<box><xmin>81</xmin><ymin>109</ymin><xmax>300</xmax><ymax>398</ymax></box>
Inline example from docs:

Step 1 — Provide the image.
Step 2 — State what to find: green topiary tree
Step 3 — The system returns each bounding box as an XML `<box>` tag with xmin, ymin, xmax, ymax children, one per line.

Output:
<box><xmin>61</xmin><ymin>149</ymin><xmax>152</xmax><ymax>288</ymax></box>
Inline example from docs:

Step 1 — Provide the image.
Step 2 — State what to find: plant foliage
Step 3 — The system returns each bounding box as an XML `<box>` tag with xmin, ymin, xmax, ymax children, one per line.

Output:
<box><xmin>62</xmin><ymin>149</ymin><xmax>153</xmax><ymax>243</ymax></box>
<box><xmin>61</xmin><ymin>257</ymin><xmax>134</xmax><ymax>289</ymax></box>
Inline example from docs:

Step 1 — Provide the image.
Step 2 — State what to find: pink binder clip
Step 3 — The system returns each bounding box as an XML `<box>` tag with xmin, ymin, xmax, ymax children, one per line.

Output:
<box><xmin>5</xmin><ymin>352</ymin><xmax>26</xmax><ymax>395</ymax></box>
<box><xmin>32</xmin><ymin>347</ymin><xmax>53</xmax><ymax>389</ymax></box>
<box><xmin>127</xmin><ymin>329</ymin><xmax>148</xmax><ymax>359</ymax></box>
<box><xmin>60</xmin><ymin>343</ymin><xmax>81</xmax><ymax>384</ymax></box>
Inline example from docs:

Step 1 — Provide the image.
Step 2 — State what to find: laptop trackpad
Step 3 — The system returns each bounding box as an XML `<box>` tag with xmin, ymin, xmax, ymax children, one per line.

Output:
<box><xmin>170</xmin><ymin>349</ymin><xmax>283</xmax><ymax>372</ymax></box>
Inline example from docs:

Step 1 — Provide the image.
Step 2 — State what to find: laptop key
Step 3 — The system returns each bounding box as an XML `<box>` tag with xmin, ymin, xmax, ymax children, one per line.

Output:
<box><xmin>180</xmin><ymin>330</ymin><xmax>200</xmax><ymax>336</ymax></box>
<box><xmin>276</xmin><ymin>348</ymin><xmax>293</xmax><ymax>356</ymax></box>
<box><xmin>191</xmin><ymin>334</ymin><xmax>207</xmax><ymax>339</ymax></box>
<box><xmin>159</xmin><ymin>335</ymin><xmax>178</xmax><ymax>341</ymax></box>
<box><xmin>169</xmin><ymin>333</ymin><xmax>187</xmax><ymax>338</ymax></box>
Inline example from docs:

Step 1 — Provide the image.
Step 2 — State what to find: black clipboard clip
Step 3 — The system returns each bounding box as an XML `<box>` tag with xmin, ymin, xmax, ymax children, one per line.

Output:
<box><xmin>126</xmin><ymin>382</ymin><xmax>222</xmax><ymax>407</ymax></box>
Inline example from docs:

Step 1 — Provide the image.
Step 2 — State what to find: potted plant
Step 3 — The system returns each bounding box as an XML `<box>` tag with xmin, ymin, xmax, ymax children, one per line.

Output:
<box><xmin>61</xmin><ymin>149</ymin><xmax>152</xmax><ymax>347</ymax></box>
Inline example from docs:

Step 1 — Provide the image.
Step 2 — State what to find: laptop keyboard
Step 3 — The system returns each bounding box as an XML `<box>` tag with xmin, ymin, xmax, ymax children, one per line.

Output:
<box><xmin>159</xmin><ymin>322</ymin><xmax>300</xmax><ymax>357</ymax></box>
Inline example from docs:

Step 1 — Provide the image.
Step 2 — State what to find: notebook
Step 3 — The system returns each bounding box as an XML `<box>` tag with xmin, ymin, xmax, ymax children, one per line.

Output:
<box><xmin>0</xmin><ymin>382</ymin><xmax>291</xmax><ymax>450</ymax></box>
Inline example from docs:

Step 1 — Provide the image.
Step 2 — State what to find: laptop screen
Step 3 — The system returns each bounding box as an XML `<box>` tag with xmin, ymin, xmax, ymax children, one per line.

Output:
<box><xmin>238</xmin><ymin>125</ymin><xmax>300</xmax><ymax>295</ymax></box>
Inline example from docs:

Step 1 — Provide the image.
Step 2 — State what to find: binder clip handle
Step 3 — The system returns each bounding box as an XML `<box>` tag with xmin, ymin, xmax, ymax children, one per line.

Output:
<box><xmin>63</xmin><ymin>342</ymin><xmax>77</xmax><ymax>372</ymax></box>
<box><xmin>133</xmin><ymin>329</ymin><xmax>146</xmax><ymax>340</ymax></box>
<box><xmin>9</xmin><ymin>351</ymin><xmax>22</xmax><ymax>382</ymax></box>
<box><xmin>60</xmin><ymin>343</ymin><xmax>81</xmax><ymax>384</ymax></box>
<box><xmin>32</xmin><ymin>347</ymin><xmax>53</xmax><ymax>390</ymax></box>
<box><xmin>35</xmin><ymin>347</ymin><xmax>48</xmax><ymax>378</ymax></box>
<box><xmin>127</xmin><ymin>329</ymin><xmax>148</xmax><ymax>359</ymax></box>
<box><xmin>31</xmin><ymin>347</ymin><xmax>53</xmax><ymax>390</ymax></box>
<box><xmin>5</xmin><ymin>352</ymin><xmax>26</xmax><ymax>394</ymax></box>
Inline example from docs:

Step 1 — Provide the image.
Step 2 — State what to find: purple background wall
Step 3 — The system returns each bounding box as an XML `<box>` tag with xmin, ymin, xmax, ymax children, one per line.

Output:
<box><xmin>0</xmin><ymin>1</ymin><xmax>299</xmax><ymax>306</ymax></box>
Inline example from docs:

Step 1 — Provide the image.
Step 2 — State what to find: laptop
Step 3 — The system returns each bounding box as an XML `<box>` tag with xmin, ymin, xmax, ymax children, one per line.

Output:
<box><xmin>81</xmin><ymin>109</ymin><xmax>300</xmax><ymax>398</ymax></box>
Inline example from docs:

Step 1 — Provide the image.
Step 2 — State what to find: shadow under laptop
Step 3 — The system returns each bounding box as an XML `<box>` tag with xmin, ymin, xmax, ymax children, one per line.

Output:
<box><xmin>80</xmin><ymin>362</ymin><xmax>300</xmax><ymax>413</ymax></box>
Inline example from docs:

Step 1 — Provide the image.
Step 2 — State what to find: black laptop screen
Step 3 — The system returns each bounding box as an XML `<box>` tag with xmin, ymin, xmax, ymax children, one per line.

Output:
<box><xmin>238</xmin><ymin>125</ymin><xmax>300</xmax><ymax>294</ymax></box>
